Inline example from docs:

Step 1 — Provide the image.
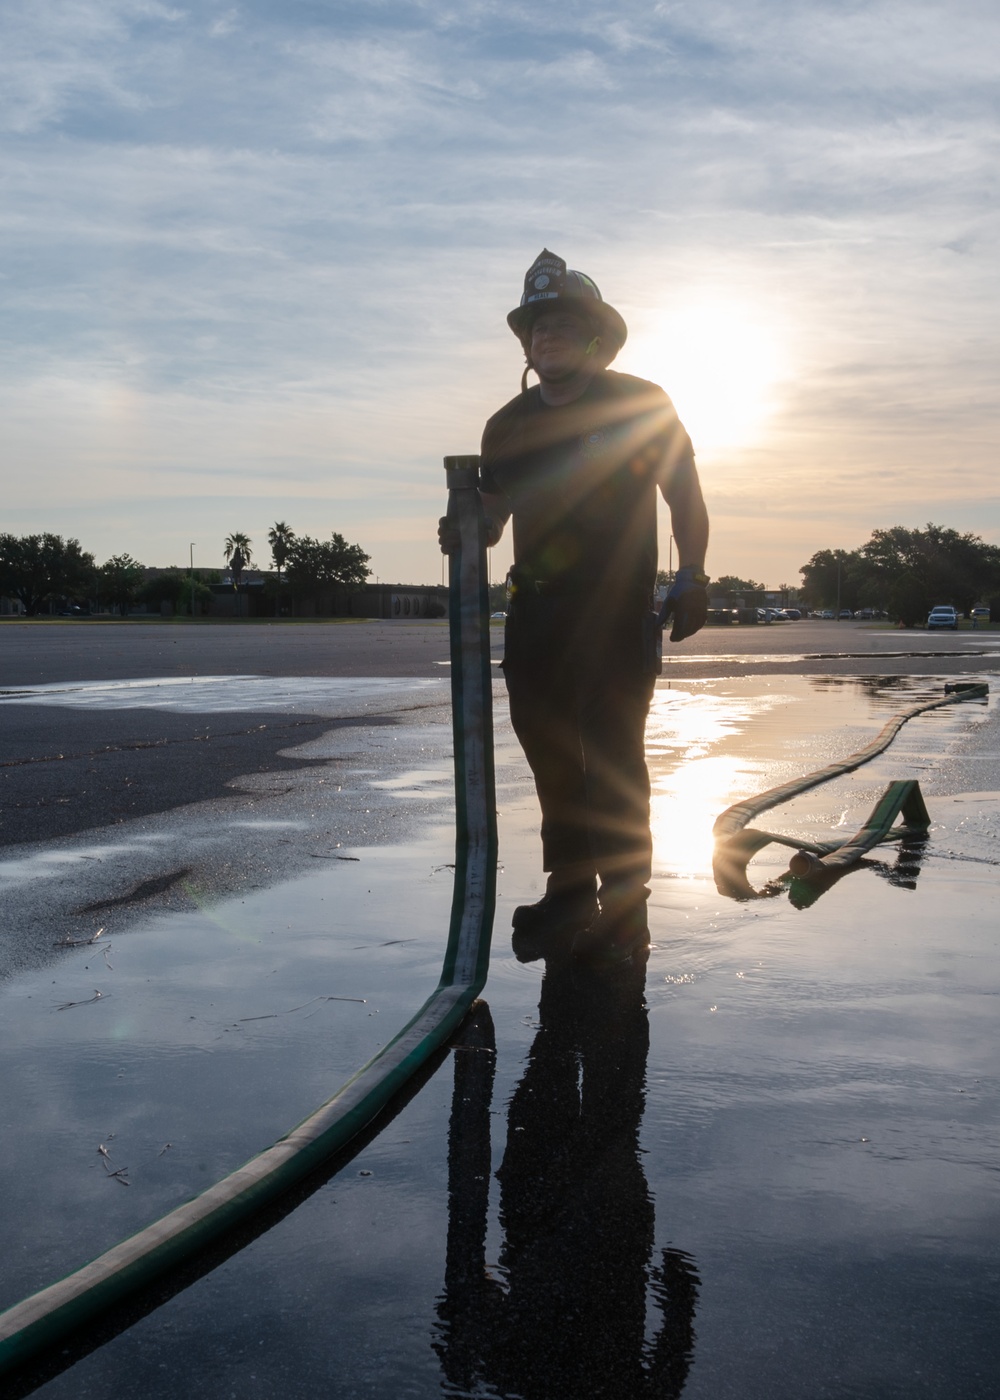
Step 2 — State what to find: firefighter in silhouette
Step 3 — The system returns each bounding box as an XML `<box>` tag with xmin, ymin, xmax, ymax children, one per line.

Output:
<box><xmin>440</xmin><ymin>249</ymin><xmax>709</xmax><ymax>960</ymax></box>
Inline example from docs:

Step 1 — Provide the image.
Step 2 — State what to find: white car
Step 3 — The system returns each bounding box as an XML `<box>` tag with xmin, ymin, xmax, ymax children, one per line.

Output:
<box><xmin>926</xmin><ymin>606</ymin><xmax>958</xmax><ymax>630</ymax></box>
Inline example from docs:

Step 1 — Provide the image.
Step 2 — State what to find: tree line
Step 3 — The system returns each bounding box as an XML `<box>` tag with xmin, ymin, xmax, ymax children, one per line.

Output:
<box><xmin>0</xmin><ymin>523</ymin><xmax>371</xmax><ymax>617</ymax></box>
<box><xmin>799</xmin><ymin>524</ymin><xmax>1000</xmax><ymax>625</ymax></box>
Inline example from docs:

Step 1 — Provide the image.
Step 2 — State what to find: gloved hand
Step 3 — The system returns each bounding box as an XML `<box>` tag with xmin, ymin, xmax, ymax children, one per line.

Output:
<box><xmin>657</xmin><ymin>566</ymin><xmax>708</xmax><ymax>642</ymax></box>
<box><xmin>437</xmin><ymin>515</ymin><xmax>503</xmax><ymax>555</ymax></box>
<box><xmin>438</xmin><ymin>516</ymin><xmax>460</xmax><ymax>555</ymax></box>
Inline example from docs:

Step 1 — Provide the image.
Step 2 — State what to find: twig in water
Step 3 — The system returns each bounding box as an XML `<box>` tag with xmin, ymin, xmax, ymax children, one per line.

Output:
<box><xmin>56</xmin><ymin>990</ymin><xmax>104</xmax><ymax>1010</ymax></box>
<box><xmin>54</xmin><ymin>927</ymin><xmax>106</xmax><ymax>948</ymax></box>
<box><xmin>238</xmin><ymin>994</ymin><xmax>366</xmax><ymax>1022</ymax></box>
<box><xmin>97</xmin><ymin>1140</ymin><xmax>129</xmax><ymax>1183</ymax></box>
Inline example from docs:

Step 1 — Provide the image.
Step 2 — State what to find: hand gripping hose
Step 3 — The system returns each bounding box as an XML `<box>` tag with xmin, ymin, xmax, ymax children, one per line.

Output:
<box><xmin>0</xmin><ymin>455</ymin><xmax>497</xmax><ymax>1381</ymax></box>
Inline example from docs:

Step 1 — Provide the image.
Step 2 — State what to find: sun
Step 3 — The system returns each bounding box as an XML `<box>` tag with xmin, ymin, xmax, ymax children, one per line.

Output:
<box><xmin>623</xmin><ymin>299</ymin><xmax>788</xmax><ymax>454</ymax></box>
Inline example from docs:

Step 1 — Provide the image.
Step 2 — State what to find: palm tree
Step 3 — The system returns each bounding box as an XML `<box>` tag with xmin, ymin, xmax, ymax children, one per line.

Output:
<box><xmin>224</xmin><ymin>532</ymin><xmax>253</xmax><ymax>570</ymax></box>
<box><xmin>267</xmin><ymin>522</ymin><xmax>295</xmax><ymax>617</ymax></box>
<box><xmin>224</xmin><ymin>533</ymin><xmax>252</xmax><ymax>616</ymax></box>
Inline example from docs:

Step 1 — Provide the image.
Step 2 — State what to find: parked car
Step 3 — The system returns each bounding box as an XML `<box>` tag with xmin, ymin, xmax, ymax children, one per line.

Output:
<box><xmin>839</xmin><ymin>609</ymin><xmax>853</xmax><ymax>619</ymax></box>
<box><xmin>926</xmin><ymin>606</ymin><xmax>958</xmax><ymax>630</ymax></box>
<box><xmin>814</xmin><ymin>609</ymin><xmax>834</xmax><ymax>619</ymax></box>
<box><xmin>970</xmin><ymin>606</ymin><xmax>991</xmax><ymax>624</ymax></box>
<box><xmin>779</xmin><ymin>608</ymin><xmax>802</xmax><ymax>620</ymax></box>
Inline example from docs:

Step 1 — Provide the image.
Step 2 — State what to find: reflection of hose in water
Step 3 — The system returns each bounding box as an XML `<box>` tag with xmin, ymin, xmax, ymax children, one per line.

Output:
<box><xmin>434</xmin><ymin>965</ymin><xmax>699</xmax><ymax>1399</ymax></box>
<box><xmin>0</xmin><ymin>455</ymin><xmax>498</xmax><ymax>1384</ymax></box>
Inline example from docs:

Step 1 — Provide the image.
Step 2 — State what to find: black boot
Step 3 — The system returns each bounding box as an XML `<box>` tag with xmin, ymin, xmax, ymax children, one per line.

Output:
<box><xmin>574</xmin><ymin>885</ymin><xmax>650</xmax><ymax>964</ymax></box>
<box><xmin>511</xmin><ymin>886</ymin><xmax>599</xmax><ymax>963</ymax></box>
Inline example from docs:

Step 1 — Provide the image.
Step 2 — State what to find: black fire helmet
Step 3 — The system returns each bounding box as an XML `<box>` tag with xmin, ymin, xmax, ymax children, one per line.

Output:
<box><xmin>506</xmin><ymin>248</ymin><xmax>628</xmax><ymax>359</ymax></box>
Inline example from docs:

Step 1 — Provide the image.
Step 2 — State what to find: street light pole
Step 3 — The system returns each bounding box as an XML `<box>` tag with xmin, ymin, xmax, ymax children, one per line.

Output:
<box><xmin>190</xmin><ymin>543</ymin><xmax>196</xmax><ymax>620</ymax></box>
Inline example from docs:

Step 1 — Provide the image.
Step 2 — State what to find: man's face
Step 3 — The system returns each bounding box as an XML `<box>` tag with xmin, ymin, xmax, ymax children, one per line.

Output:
<box><xmin>529</xmin><ymin>309</ymin><xmax>596</xmax><ymax>381</ymax></box>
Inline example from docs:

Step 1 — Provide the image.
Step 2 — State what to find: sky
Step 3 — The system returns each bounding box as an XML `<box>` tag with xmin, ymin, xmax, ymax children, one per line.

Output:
<box><xmin>2</xmin><ymin>0</ymin><xmax>998</xmax><ymax>588</ymax></box>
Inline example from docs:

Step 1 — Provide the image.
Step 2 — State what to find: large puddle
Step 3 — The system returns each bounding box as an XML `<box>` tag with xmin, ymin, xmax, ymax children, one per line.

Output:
<box><xmin>3</xmin><ymin>673</ymin><xmax>999</xmax><ymax>1398</ymax></box>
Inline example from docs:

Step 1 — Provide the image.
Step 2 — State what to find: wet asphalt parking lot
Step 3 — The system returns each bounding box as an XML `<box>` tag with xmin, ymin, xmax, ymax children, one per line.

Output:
<box><xmin>1</xmin><ymin>619</ymin><xmax>999</xmax><ymax>1398</ymax></box>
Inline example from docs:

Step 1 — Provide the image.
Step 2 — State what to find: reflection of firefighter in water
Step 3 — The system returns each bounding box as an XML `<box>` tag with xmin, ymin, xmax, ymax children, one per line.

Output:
<box><xmin>434</xmin><ymin>964</ymin><xmax>699</xmax><ymax>1398</ymax></box>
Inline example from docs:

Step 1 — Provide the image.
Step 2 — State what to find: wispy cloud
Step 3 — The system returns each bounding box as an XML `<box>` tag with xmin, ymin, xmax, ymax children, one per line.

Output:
<box><xmin>1</xmin><ymin>0</ymin><xmax>997</xmax><ymax>581</ymax></box>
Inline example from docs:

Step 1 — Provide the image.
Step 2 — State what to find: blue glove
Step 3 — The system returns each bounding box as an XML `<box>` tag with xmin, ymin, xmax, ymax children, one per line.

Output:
<box><xmin>657</xmin><ymin>566</ymin><xmax>708</xmax><ymax>643</ymax></box>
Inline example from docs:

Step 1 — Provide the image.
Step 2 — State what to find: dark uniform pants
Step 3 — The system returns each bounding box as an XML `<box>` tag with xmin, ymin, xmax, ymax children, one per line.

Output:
<box><xmin>503</xmin><ymin>591</ymin><xmax>656</xmax><ymax>897</ymax></box>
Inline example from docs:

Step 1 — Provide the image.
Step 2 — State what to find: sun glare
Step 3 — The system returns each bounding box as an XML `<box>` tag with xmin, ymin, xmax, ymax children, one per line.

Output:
<box><xmin>646</xmin><ymin>687</ymin><xmax>793</xmax><ymax>880</ymax></box>
<box><xmin>625</xmin><ymin>300</ymin><xmax>787</xmax><ymax>454</ymax></box>
<box><xmin>652</xmin><ymin>755</ymin><xmax>748</xmax><ymax>879</ymax></box>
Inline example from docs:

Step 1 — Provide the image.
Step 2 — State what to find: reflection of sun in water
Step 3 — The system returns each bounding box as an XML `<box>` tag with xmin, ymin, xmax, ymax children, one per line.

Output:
<box><xmin>625</xmin><ymin>300</ymin><xmax>788</xmax><ymax>453</ymax></box>
<box><xmin>647</xmin><ymin>688</ymin><xmax>791</xmax><ymax>879</ymax></box>
<box><xmin>652</xmin><ymin>756</ymin><xmax>747</xmax><ymax>879</ymax></box>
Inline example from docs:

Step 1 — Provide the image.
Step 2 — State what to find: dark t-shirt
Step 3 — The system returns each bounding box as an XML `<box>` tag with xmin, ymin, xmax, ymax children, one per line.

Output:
<box><xmin>479</xmin><ymin>371</ymin><xmax>694</xmax><ymax>606</ymax></box>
